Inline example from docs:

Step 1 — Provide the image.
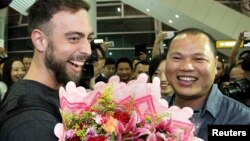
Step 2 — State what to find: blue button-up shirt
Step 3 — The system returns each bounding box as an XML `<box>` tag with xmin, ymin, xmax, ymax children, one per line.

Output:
<box><xmin>167</xmin><ymin>84</ymin><xmax>250</xmax><ymax>141</ymax></box>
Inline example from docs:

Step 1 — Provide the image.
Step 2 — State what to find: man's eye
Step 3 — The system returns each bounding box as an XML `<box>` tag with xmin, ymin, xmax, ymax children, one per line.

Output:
<box><xmin>87</xmin><ymin>37</ymin><xmax>94</xmax><ymax>43</ymax></box>
<box><xmin>69</xmin><ymin>37</ymin><xmax>79</xmax><ymax>42</ymax></box>
<box><xmin>153</xmin><ymin>72</ymin><xmax>160</xmax><ymax>76</ymax></box>
<box><xmin>195</xmin><ymin>58</ymin><xmax>207</xmax><ymax>62</ymax></box>
<box><xmin>171</xmin><ymin>56</ymin><xmax>181</xmax><ymax>61</ymax></box>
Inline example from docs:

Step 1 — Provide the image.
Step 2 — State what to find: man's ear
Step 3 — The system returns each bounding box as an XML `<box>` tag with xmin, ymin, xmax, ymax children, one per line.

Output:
<box><xmin>31</xmin><ymin>29</ymin><xmax>48</xmax><ymax>52</ymax></box>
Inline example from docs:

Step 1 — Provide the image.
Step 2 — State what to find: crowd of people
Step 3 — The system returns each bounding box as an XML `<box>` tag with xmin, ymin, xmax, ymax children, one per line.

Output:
<box><xmin>0</xmin><ymin>0</ymin><xmax>249</xmax><ymax>141</ymax></box>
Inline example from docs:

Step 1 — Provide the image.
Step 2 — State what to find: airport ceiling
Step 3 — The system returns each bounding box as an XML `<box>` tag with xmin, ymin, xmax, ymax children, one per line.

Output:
<box><xmin>7</xmin><ymin>0</ymin><xmax>249</xmax><ymax>17</ymax></box>
<box><xmin>6</xmin><ymin>0</ymin><xmax>250</xmax><ymax>61</ymax></box>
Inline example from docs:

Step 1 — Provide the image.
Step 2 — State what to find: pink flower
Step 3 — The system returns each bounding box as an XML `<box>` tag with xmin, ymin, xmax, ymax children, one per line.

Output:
<box><xmin>54</xmin><ymin>123</ymin><xmax>66</xmax><ymax>141</ymax></box>
<box><xmin>96</xmin><ymin>74</ymin><xmax>169</xmax><ymax>119</ymax></box>
<box><xmin>117</xmin><ymin>111</ymin><xmax>138</xmax><ymax>133</ymax></box>
<box><xmin>59</xmin><ymin>81</ymin><xmax>100</xmax><ymax>114</ymax></box>
<box><xmin>94</xmin><ymin>114</ymin><xmax>103</xmax><ymax>124</ymax></box>
<box><xmin>54</xmin><ymin>74</ymin><xmax>204</xmax><ymax>141</ymax></box>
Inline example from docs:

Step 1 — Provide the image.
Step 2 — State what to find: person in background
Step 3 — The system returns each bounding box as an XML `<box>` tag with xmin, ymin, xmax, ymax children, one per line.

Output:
<box><xmin>134</xmin><ymin>43</ymin><xmax>148</xmax><ymax>62</ymax></box>
<box><xmin>220</xmin><ymin>32</ymin><xmax>248</xmax><ymax>88</ymax></box>
<box><xmin>115</xmin><ymin>57</ymin><xmax>133</xmax><ymax>83</ymax></box>
<box><xmin>1</xmin><ymin>57</ymin><xmax>26</xmax><ymax>93</ymax></box>
<box><xmin>220</xmin><ymin>50</ymin><xmax>250</xmax><ymax>89</ymax></box>
<box><xmin>228</xmin><ymin>31</ymin><xmax>246</xmax><ymax>67</ymax></box>
<box><xmin>0</xmin><ymin>57</ymin><xmax>8</xmax><ymax>102</ymax></box>
<box><xmin>0</xmin><ymin>57</ymin><xmax>8</xmax><ymax>79</ymax></box>
<box><xmin>132</xmin><ymin>60</ymin><xmax>149</xmax><ymax>80</ymax></box>
<box><xmin>214</xmin><ymin>57</ymin><xmax>225</xmax><ymax>88</ymax></box>
<box><xmin>102</xmin><ymin>57</ymin><xmax>116</xmax><ymax>80</ymax></box>
<box><xmin>94</xmin><ymin>44</ymin><xmax>107</xmax><ymax>83</ymax></box>
<box><xmin>138</xmin><ymin>52</ymin><xmax>147</xmax><ymax>62</ymax></box>
<box><xmin>132</xmin><ymin>57</ymin><xmax>141</xmax><ymax>69</ymax></box>
<box><xmin>165</xmin><ymin>28</ymin><xmax>250</xmax><ymax>141</ymax></box>
<box><xmin>149</xmin><ymin>54</ymin><xmax>173</xmax><ymax>99</ymax></box>
<box><xmin>0</xmin><ymin>81</ymin><xmax>7</xmax><ymax>102</ymax></box>
<box><xmin>22</xmin><ymin>55</ymin><xmax>33</xmax><ymax>71</ymax></box>
<box><xmin>228</xmin><ymin>66</ymin><xmax>245</xmax><ymax>82</ymax></box>
<box><xmin>0</xmin><ymin>0</ymin><xmax>93</xmax><ymax>140</ymax></box>
<box><xmin>152</xmin><ymin>31</ymin><xmax>168</xmax><ymax>58</ymax></box>
<box><xmin>221</xmin><ymin>65</ymin><xmax>244</xmax><ymax>91</ymax></box>
<box><xmin>220</xmin><ymin>52</ymin><xmax>250</xmax><ymax>107</ymax></box>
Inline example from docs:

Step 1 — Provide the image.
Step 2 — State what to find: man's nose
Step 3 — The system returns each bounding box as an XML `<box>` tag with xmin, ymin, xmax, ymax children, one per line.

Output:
<box><xmin>180</xmin><ymin>59</ymin><xmax>195</xmax><ymax>71</ymax></box>
<box><xmin>79</xmin><ymin>40</ymin><xmax>92</xmax><ymax>57</ymax></box>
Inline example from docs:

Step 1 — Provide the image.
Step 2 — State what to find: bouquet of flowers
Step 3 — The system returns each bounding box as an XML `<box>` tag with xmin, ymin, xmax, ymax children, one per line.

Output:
<box><xmin>54</xmin><ymin>74</ymin><xmax>203</xmax><ymax>141</ymax></box>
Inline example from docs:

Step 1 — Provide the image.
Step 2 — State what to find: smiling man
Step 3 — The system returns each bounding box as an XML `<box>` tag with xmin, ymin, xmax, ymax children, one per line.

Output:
<box><xmin>0</xmin><ymin>0</ymin><xmax>93</xmax><ymax>140</ymax></box>
<box><xmin>165</xmin><ymin>28</ymin><xmax>250</xmax><ymax>141</ymax></box>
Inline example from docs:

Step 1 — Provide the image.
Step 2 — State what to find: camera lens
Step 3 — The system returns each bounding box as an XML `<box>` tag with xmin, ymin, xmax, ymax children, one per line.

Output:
<box><xmin>221</xmin><ymin>79</ymin><xmax>250</xmax><ymax>100</ymax></box>
<box><xmin>222</xmin><ymin>84</ymin><xmax>241</xmax><ymax>99</ymax></box>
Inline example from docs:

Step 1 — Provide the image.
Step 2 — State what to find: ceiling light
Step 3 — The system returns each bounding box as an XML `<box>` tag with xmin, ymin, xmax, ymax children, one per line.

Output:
<box><xmin>117</xmin><ymin>7</ymin><xmax>121</xmax><ymax>12</ymax></box>
<box><xmin>9</xmin><ymin>0</ymin><xmax>36</xmax><ymax>15</ymax></box>
<box><xmin>175</xmin><ymin>14</ymin><xmax>179</xmax><ymax>18</ymax></box>
<box><xmin>168</xmin><ymin>20</ymin><xmax>173</xmax><ymax>23</ymax></box>
<box><xmin>146</xmin><ymin>8</ymin><xmax>150</xmax><ymax>12</ymax></box>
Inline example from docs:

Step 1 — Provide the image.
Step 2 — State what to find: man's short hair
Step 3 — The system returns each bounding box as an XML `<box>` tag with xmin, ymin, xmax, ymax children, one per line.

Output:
<box><xmin>27</xmin><ymin>0</ymin><xmax>90</xmax><ymax>34</ymax></box>
<box><xmin>133</xmin><ymin>61</ymin><xmax>149</xmax><ymax>72</ymax></box>
<box><xmin>167</xmin><ymin>28</ymin><xmax>217</xmax><ymax>56</ymax></box>
<box><xmin>105</xmin><ymin>57</ymin><xmax>115</xmax><ymax>66</ymax></box>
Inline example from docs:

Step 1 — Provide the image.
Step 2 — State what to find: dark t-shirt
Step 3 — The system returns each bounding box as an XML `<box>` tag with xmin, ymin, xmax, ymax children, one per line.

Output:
<box><xmin>0</xmin><ymin>80</ymin><xmax>61</xmax><ymax>141</ymax></box>
<box><xmin>95</xmin><ymin>74</ymin><xmax>108</xmax><ymax>83</ymax></box>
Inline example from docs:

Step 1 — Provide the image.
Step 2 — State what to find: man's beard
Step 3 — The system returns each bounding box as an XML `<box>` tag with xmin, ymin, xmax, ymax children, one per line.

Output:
<box><xmin>45</xmin><ymin>41</ymin><xmax>82</xmax><ymax>86</ymax></box>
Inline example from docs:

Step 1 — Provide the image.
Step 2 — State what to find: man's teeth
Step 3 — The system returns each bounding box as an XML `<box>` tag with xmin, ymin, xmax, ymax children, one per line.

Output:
<box><xmin>69</xmin><ymin>60</ymin><xmax>84</xmax><ymax>67</ymax></box>
<box><xmin>178</xmin><ymin>76</ymin><xmax>196</xmax><ymax>81</ymax></box>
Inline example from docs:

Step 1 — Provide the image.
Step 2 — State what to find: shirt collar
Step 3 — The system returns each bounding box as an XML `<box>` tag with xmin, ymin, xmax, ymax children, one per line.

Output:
<box><xmin>201</xmin><ymin>84</ymin><xmax>223</xmax><ymax>118</ymax></box>
<box><xmin>167</xmin><ymin>84</ymin><xmax>223</xmax><ymax>118</ymax></box>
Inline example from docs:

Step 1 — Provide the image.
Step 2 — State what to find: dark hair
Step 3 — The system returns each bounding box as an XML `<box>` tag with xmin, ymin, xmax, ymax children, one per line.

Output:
<box><xmin>167</xmin><ymin>28</ymin><xmax>217</xmax><ymax>56</ymax></box>
<box><xmin>238</xmin><ymin>50</ymin><xmax>250</xmax><ymax>60</ymax></box>
<box><xmin>95</xmin><ymin>45</ymin><xmax>106</xmax><ymax>59</ymax></box>
<box><xmin>0</xmin><ymin>57</ymin><xmax>9</xmax><ymax>65</ymax></box>
<box><xmin>134</xmin><ymin>61</ymin><xmax>149</xmax><ymax>72</ymax></box>
<box><xmin>148</xmin><ymin>54</ymin><xmax>166</xmax><ymax>82</ymax></box>
<box><xmin>240</xmin><ymin>50</ymin><xmax>250</xmax><ymax>71</ymax></box>
<box><xmin>115</xmin><ymin>57</ymin><xmax>133</xmax><ymax>70</ymax></box>
<box><xmin>105</xmin><ymin>57</ymin><xmax>115</xmax><ymax>66</ymax></box>
<box><xmin>2</xmin><ymin>58</ymin><xmax>26</xmax><ymax>89</ymax></box>
<box><xmin>27</xmin><ymin>0</ymin><xmax>90</xmax><ymax>34</ymax></box>
<box><xmin>22</xmin><ymin>54</ymin><xmax>33</xmax><ymax>59</ymax></box>
<box><xmin>218</xmin><ymin>57</ymin><xmax>225</xmax><ymax>70</ymax></box>
<box><xmin>0</xmin><ymin>0</ymin><xmax>12</xmax><ymax>9</ymax></box>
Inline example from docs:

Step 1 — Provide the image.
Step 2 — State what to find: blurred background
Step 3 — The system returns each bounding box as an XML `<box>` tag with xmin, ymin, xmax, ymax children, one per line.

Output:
<box><xmin>0</xmin><ymin>0</ymin><xmax>250</xmax><ymax>63</ymax></box>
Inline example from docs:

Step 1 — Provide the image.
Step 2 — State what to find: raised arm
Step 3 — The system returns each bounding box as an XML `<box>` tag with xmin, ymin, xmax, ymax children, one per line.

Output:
<box><xmin>229</xmin><ymin>32</ymin><xmax>245</xmax><ymax>67</ymax></box>
<box><xmin>152</xmin><ymin>32</ymin><xmax>167</xmax><ymax>58</ymax></box>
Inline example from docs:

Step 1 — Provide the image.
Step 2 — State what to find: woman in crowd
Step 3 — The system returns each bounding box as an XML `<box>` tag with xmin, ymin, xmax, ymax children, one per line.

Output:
<box><xmin>1</xmin><ymin>58</ymin><xmax>26</xmax><ymax>98</ymax></box>
<box><xmin>148</xmin><ymin>54</ymin><xmax>174</xmax><ymax>99</ymax></box>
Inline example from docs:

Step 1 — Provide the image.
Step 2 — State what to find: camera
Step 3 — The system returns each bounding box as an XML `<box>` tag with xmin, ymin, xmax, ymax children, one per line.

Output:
<box><xmin>221</xmin><ymin>50</ymin><xmax>250</xmax><ymax>100</ymax></box>
<box><xmin>221</xmin><ymin>79</ymin><xmax>250</xmax><ymax>100</ymax></box>
<box><xmin>81</xmin><ymin>42</ymin><xmax>98</xmax><ymax>80</ymax></box>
